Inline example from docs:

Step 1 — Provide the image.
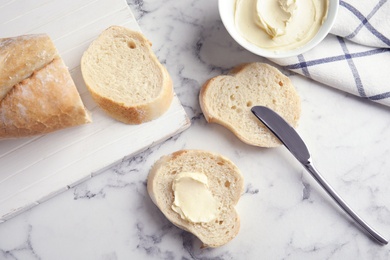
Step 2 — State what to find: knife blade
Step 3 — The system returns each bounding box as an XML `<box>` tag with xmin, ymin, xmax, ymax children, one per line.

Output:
<box><xmin>251</xmin><ymin>105</ymin><xmax>388</xmax><ymax>245</ymax></box>
<box><xmin>251</xmin><ymin>106</ymin><xmax>310</xmax><ymax>164</ymax></box>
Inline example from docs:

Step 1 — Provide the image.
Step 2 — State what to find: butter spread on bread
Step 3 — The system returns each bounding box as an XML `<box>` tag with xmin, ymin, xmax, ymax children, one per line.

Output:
<box><xmin>0</xmin><ymin>34</ymin><xmax>91</xmax><ymax>139</ymax></box>
<box><xmin>81</xmin><ymin>26</ymin><xmax>173</xmax><ymax>124</ymax></box>
<box><xmin>199</xmin><ymin>62</ymin><xmax>301</xmax><ymax>147</ymax></box>
<box><xmin>147</xmin><ymin>150</ymin><xmax>244</xmax><ymax>248</ymax></box>
<box><xmin>172</xmin><ymin>171</ymin><xmax>218</xmax><ymax>223</ymax></box>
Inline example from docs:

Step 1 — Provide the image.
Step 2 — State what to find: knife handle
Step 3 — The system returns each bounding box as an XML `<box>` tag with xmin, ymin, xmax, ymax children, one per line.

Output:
<box><xmin>304</xmin><ymin>160</ymin><xmax>388</xmax><ymax>245</ymax></box>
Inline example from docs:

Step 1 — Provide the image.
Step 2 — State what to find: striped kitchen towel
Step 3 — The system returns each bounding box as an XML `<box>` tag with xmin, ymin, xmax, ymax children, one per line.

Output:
<box><xmin>271</xmin><ymin>0</ymin><xmax>390</xmax><ymax>107</ymax></box>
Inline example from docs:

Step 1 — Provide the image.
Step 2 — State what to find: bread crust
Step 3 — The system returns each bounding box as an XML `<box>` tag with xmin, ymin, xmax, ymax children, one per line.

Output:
<box><xmin>0</xmin><ymin>34</ymin><xmax>91</xmax><ymax>139</ymax></box>
<box><xmin>199</xmin><ymin>62</ymin><xmax>301</xmax><ymax>147</ymax></box>
<box><xmin>0</xmin><ymin>58</ymin><xmax>91</xmax><ymax>138</ymax></box>
<box><xmin>0</xmin><ymin>34</ymin><xmax>57</xmax><ymax>101</ymax></box>
<box><xmin>81</xmin><ymin>26</ymin><xmax>173</xmax><ymax>124</ymax></box>
<box><xmin>147</xmin><ymin>150</ymin><xmax>244</xmax><ymax>248</ymax></box>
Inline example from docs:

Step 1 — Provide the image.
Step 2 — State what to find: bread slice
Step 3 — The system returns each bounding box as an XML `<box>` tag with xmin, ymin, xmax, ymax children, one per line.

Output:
<box><xmin>81</xmin><ymin>26</ymin><xmax>173</xmax><ymax>124</ymax></box>
<box><xmin>147</xmin><ymin>150</ymin><xmax>244</xmax><ymax>248</ymax></box>
<box><xmin>0</xmin><ymin>34</ymin><xmax>91</xmax><ymax>139</ymax></box>
<box><xmin>199</xmin><ymin>62</ymin><xmax>301</xmax><ymax>147</ymax></box>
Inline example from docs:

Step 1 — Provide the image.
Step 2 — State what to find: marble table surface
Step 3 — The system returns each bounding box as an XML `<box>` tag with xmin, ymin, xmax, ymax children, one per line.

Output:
<box><xmin>1</xmin><ymin>0</ymin><xmax>390</xmax><ymax>259</ymax></box>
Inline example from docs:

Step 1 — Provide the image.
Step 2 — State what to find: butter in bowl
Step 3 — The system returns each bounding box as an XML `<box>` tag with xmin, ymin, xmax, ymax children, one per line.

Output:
<box><xmin>219</xmin><ymin>0</ymin><xmax>339</xmax><ymax>58</ymax></box>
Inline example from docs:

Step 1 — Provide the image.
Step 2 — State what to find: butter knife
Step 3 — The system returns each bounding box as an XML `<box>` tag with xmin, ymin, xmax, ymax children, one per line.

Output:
<box><xmin>251</xmin><ymin>105</ymin><xmax>388</xmax><ymax>245</ymax></box>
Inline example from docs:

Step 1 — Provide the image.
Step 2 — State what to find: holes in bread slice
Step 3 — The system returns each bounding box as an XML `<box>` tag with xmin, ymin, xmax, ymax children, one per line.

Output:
<box><xmin>230</xmin><ymin>106</ymin><xmax>243</xmax><ymax>113</ymax></box>
<box><xmin>214</xmin><ymin>219</ymin><xmax>224</xmax><ymax>225</ymax></box>
<box><xmin>128</xmin><ymin>41</ymin><xmax>136</xmax><ymax>49</ymax></box>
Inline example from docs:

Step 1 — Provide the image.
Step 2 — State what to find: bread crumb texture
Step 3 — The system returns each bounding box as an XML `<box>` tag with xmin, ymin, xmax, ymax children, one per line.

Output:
<box><xmin>199</xmin><ymin>62</ymin><xmax>301</xmax><ymax>147</ymax></box>
<box><xmin>81</xmin><ymin>26</ymin><xmax>173</xmax><ymax>124</ymax></box>
<box><xmin>147</xmin><ymin>150</ymin><xmax>244</xmax><ymax>248</ymax></box>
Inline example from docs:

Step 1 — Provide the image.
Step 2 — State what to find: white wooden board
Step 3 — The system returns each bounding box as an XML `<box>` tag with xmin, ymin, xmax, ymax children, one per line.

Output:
<box><xmin>0</xmin><ymin>0</ymin><xmax>190</xmax><ymax>222</ymax></box>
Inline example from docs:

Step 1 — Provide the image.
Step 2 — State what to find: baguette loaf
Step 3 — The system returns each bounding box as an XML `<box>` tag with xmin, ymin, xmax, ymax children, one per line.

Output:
<box><xmin>199</xmin><ymin>63</ymin><xmax>301</xmax><ymax>147</ymax></box>
<box><xmin>0</xmin><ymin>34</ymin><xmax>91</xmax><ymax>139</ymax></box>
<box><xmin>147</xmin><ymin>150</ymin><xmax>244</xmax><ymax>248</ymax></box>
<box><xmin>0</xmin><ymin>34</ymin><xmax>57</xmax><ymax>101</ymax></box>
<box><xmin>81</xmin><ymin>26</ymin><xmax>173</xmax><ymax>124</ymax></box>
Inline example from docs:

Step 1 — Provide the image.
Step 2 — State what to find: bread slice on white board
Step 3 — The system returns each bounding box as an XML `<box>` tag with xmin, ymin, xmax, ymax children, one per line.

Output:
<box><xmin>200</xmin><ymin>62</ymin><xmax>301</xmax><ymax>147</ymax></box>
<box><xmin>0</xmin><ymin>34</ymin><xmax>91</xmax><ymax>139</ymax></box>
<box><xmin>81</xmin><ymin>26</ymin><xmax>173</xmax><ymax>124</ymax></box>
<box><xmin>147</xmin><ymin>150</ymin><xmax>244</xmax><ymax>248</ymax></box>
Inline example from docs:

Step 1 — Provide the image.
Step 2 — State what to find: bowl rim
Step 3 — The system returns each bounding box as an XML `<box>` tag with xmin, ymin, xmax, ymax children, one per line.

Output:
<box><xmin>219</xmin><ymin>0</ymin><xmax>340</xmax><ymax>59</ymax></box>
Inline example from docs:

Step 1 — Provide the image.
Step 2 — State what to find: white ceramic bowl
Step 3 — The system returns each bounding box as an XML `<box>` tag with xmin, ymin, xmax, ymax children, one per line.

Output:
<box><xmin>219</xmin><ymin>0</ymin><xmax>339</xmax><ymax>58</ymax></box>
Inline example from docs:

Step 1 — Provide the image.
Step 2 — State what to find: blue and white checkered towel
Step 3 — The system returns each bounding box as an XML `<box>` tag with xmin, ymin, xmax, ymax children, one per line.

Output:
<box><xmin>272</xmin><ymin>0</ymin><xmax>390</xmax><ymax>107</ymax></box>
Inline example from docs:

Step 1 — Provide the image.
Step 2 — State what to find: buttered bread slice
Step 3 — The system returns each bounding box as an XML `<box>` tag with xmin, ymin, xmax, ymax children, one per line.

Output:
<box><xmin>147</xmin><ymin>150</ymin><xmax>244</xmax><ymax>248</ymax></box>
<box><xmin>200</xmin><ymin>62</ymin><xmax>301</xmax><ymax>147</ymax></box>
<box><xmin>81</xmin><ymin>26</ymin><xmax>173</xmax><ymax>124</ymax></box>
